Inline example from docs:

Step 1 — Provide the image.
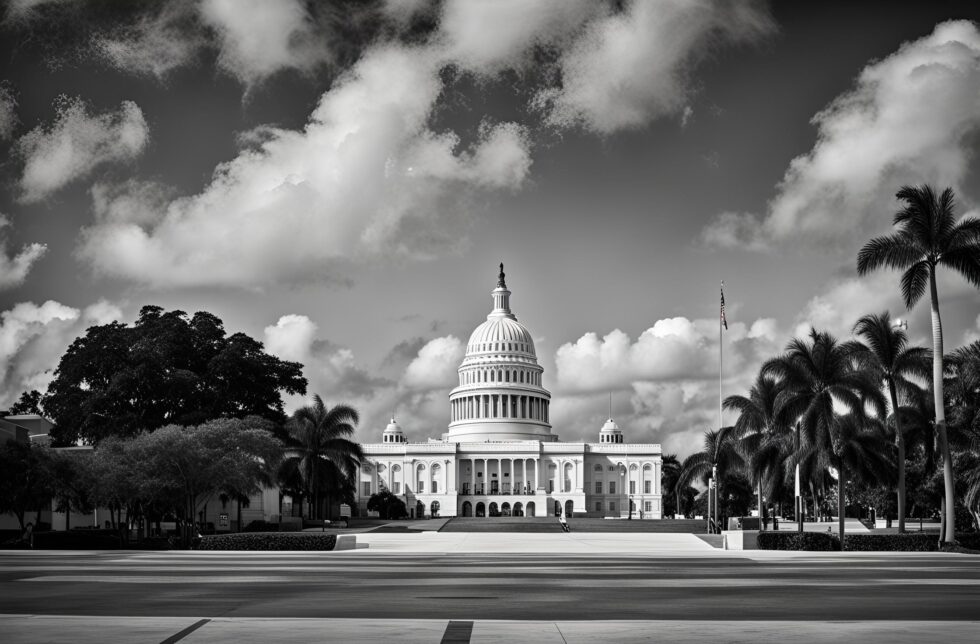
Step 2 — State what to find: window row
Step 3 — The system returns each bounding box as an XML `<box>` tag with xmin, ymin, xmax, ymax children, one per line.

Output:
<box><xmin>595</xmin><ymin>481</ymin><xmax>653</xmax><ymax>494</ymax></box>
<box><xmin>460</xmin><ymin>367</ymin><xmax>541</xmax><ymax>386</ymax></box>
<box><xmin>452</xmin><ymin>394</ymin><xmax>549</xmax><ymax>423</ymax></box>
<box><xmin>469</xmin><ymin>341</ymin><xmax>530</xmax><ymax>353</ymax></box>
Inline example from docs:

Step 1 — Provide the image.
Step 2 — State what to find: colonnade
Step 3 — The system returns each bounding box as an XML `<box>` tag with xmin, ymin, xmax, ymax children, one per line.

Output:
<box><xmin>450</xmin><ymin>394</ymin><xmax>549</xmax><ymax>423</ymax></box>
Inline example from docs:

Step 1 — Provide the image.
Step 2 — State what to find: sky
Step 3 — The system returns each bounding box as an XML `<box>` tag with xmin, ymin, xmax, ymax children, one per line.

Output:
<box><xmin>1</xmin><ymin>0</ymin><xmax>979</xmax><ymax>456</ymax></box>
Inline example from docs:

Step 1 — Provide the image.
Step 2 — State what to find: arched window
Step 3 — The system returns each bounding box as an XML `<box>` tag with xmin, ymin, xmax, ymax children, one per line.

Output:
<box><xmin>490</xmin><ymin>370</ymin><xmax>495</xmax><ymax>382</ymax></box>
<box><xmin>498</xmin><ymin>369</ymin><xmax>503</xmax><ymax>381</ymax></box>
<box><xmin>520</xmin><ymin>371</ymin><xmax>524</xmax><ymax>383</ymax></box>
<box><xmin>505</xmin><ymin>370</ymin><xmax>510</xmax><ymax>383</ymax></box>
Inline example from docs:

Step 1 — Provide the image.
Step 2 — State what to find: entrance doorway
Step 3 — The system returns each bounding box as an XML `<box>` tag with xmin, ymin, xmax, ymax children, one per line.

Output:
<box><xmin>476</xmin><ymin>502</ymin><xmax>485</xmax><ymax>517</ymax></box>
<box><xmin>526</xmin><ymin>501</ymin><xmax>535</xmax><ymax>517</ymax></box>
<box><xmin>565</xmin><ymin>500</ymin><xmax>574</xmax><ymax>517</ymax></box>
<box><xmin>462</xmin><ymin>501</ymin><xmax>472</xmax><ymax>517</ymax></box>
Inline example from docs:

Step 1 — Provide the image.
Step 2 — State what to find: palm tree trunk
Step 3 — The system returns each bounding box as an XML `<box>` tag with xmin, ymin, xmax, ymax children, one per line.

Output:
<box><xmin>929</xmin><ymin>268</ymin><xmax>955</xmax><ymax>544</ymax></box>
<box><xmin>757</xmin><ymin>482</ymin><xmax>764</xmax><ymax>531</ymax></box>
<box><xmin>888</xmin><ymin>381</ymin><xmax>907</xmax><ymax>533</ymax></box>
<box><xmin>837</xmin><ymin>460</ymin><xmax>845</xmax><ymax>551</ymax></box>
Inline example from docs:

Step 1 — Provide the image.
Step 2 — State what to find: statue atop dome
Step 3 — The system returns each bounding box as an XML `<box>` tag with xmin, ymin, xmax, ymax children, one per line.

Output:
<box><xmin>497</xmin><ymin>262</ymin><xmax>506</xmax><ymax>288</ymax></box>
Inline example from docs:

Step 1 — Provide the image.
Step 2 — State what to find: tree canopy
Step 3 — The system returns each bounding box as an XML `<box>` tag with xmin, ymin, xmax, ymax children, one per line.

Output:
<box><xmin>43</xmin><ymin>306</ymin><xmax>307</xmax><ymax>445</ymax></box>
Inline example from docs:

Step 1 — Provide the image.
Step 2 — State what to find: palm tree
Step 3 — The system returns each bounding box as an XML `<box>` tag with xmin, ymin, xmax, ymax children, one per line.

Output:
<box><xmin>278</xmin><ymin>395</ymin><xmax>363</xmax><ymax>520</ymax></box>
<box><xmin>660</xmin><ymin>454</ymin><xmax>682</xmax><ymax>518</ymax></box>
<box><xmin>848</xmin><ymin>311</ymin><xmax>929</xmax><ymax>532</ymax></box>
<box><xmin>763</xmin><ymin>329</ymin><xmax>888</xmax><ymax>547</ymax></box>
<box><xmin>676</xmin><ymin>427</ymin><xmax>744</xmax><ymax>531</ymax></box>
<box><xmin>857</xmin><ymin>184</ymin><xmax>980</xmax><ymax>543</ymax></box>
<box><xmin>724</xmin><ymin>373</ymin><xmax>788</xmax><ymax>529</ymax></box>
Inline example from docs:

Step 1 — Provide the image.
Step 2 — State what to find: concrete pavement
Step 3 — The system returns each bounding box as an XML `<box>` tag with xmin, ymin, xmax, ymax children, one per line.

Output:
<box><xmin>4</xmin><ymin>615</ymin><xmax>979</xmax><ymax>643</ymax></box>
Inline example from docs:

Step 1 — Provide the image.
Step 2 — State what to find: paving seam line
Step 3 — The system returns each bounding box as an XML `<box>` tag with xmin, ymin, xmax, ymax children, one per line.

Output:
<box><xmin>159</xmin><ymin>618</ymin><xmax>210</xmax><ymax>644</ymax></box>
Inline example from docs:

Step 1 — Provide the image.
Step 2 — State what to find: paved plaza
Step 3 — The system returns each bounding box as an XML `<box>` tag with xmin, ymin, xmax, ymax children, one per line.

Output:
<box><xmin>2</xmin><ymin>533</ymin><xmax>979</xmax><ymax>642</ymax></box>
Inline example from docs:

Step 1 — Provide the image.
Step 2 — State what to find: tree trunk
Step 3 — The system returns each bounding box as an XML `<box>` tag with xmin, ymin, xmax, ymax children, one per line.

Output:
<box><xmin>237</xmin><ymin>498</ymin><xmax>242</xmax><ymax>533</ymax></box>
<box><xmin>837</xmin><ymin>460</ymin><xmax>845</xmax><ymax>551</ymax></box>
<box><xmin>757</xmin><ymin>482</ymin><xmax>764</xmax><ymax>531</ymax></box>
<box><xmin>929</xmin><ymin>268</ymin><xmax>955</xmax><ymax>544</ymax></box>
<box><xmin>888</xmin><ymin>380</ymin><xmax>907</xmax><ymax>533</ymax></box>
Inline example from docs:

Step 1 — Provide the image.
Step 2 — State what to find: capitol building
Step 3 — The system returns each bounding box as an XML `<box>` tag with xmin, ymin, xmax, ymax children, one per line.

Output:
<box><xmin>354</xmin><ymin>266</ymin><xmax>664</xmax><ymax>519</ymax></box>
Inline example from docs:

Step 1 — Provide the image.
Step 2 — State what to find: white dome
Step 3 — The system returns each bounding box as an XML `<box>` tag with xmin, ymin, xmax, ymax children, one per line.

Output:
<box><xmin>447</xmin><ymin>264</ymin><xmax>555</xmax><ymax>443</ymax></box>
<box><xmin>466</xmin><ymin>317</ymin><xmax>536</xmax><ymax>357</ymax></box>
<box><xmin>600</xmin><ymin>419</ymin><xmax>619</xmax><ymax>432</ymax></box>
<box><xmin>382</xmin><ymin>417</ymin><xmax>405</xmax><ymax>443</ymax></box>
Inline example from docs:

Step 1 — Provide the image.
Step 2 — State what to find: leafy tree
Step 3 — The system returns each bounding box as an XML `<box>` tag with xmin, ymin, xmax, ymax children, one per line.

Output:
<box><xmin>48</xmin><ymin>449</ymin><xmax>95</xmax><ymax>530</ymax></box>
<box><xmin>138</xmin><ymin>417</ymin><xmax>283</xmax><ymax>546</ymax></box>
<box><xmin>278</xmin><ymin>395</ymin><xmax>363</xmax><ymax>520</ymax></box>
<box><xmin>857</xmin><ymin>184</ymin><xmax>980</xmax><ymax>543</ymax></box>
<box><xmin>367</xmin><ymin>490</ymin><xmax>408</xmax><ymax>519</ymax></box>
<box><xmin>8</xmin><ymin>390</ymin><xmax>43</xmax><ymax>415</ymax></box>
<box><xmin>0</xmin><ymin>441</ymin><xmax>53</xmax><ymax>530</ymax></box>
<box><xmin>43</xmin><ymin>306</ymin><xmax>307</xmax><ymax>445</ymax></box>
<box><xmin>848</xmin><ymin>311</ymin><xmax>929</xmax><ymax>532</ymax></box>
<box><xmin>763</xmin><ymin>329</ymin><xmax>891</xmax><ymax>547</ymax></box>
<box><xmin>660</xmin><ymin>454</ymin><xmax>692</xmax><ymax>518</ymax></box>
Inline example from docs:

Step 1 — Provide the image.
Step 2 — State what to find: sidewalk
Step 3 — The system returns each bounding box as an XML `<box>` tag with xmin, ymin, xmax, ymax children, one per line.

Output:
<box><xmin>345</xmin><ymin>531</ymin><xmax>717</xmax><ymax>554</ymax></box>
<box><xmin>4</xmin><ymin>615</ymin><xmax>978</xmax><ymax>643</ymax></box>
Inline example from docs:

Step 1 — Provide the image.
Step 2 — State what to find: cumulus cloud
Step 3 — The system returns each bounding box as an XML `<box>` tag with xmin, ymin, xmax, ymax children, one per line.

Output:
<box><xmin>440</xmin><ymin>0</ymin><xmax>597</xmax><ymax>73</ymax></box>
<box><xmin>95</xmin><ymin>1</ymin><xmax>203</xmax><ymax>80</ymax></box>
<box><xmin>402</xmin><ymin>335</ymin><xmax>464</xmax><ymax>390</ymax></box>
<box><xmin>0</xmin><ymin>215</ymin><xmax>47</xmax><ymax>290</ymax></box>
<box><xmin>702</xmin><ymin>20</ymin><xmax>980</xmax><ymax>250</ymax></box>
<box><xmin>0</xmin><ymin>84</ymin><xmax>17</xmax><ymax>140</ymax></box>
<box><xmin>263</xmin><ymin>314</ymin><xmax>390</xmax><ymax>400</ymax></box>
<box><xmin>17</xmin><ymin>97</ymin><xmax>149</xmax><ymax>203</ymax></box>
<box><xmin>537</xmin><ymin>0</ymin><xmax>773</xmax><ymax>134</ymax></box>
<box><xmin>78</xmin><ymin>45</ymin><xmax>532</xmax><ymax>288</ymax></box>
<box><xmin>0</xmin><ymin>299</ymin><xmax>122</xmax><ymax>409</ymax></box>
<box><xmin>199</xmin><ymin>0</ymin><xmax>331</xmax><ymax>87</ymax></box>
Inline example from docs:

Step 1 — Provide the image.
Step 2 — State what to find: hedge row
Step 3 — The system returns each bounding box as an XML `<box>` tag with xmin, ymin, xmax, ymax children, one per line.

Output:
<box><xmin>758</xmin><ymin>531</ymin><xmax>980</xmax><ymax>552</ymax></box>
<box><xmin>757</xmin><ymin>531</ymin><xmax>838</xmax><ymax>551</ymax></box>
<box><xmin>32</xmin><ymin>530</ymin><xmax>122</xmax><ymax>550</ymax></box>
<box><xmin>196</xmin><ymin>532</ymin><xmax>337</xmax><ymax>551</ymax></box>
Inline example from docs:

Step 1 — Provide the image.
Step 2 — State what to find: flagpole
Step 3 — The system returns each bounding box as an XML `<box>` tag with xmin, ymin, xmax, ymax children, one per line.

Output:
<box><xmin>716</xmin><ymin>281</ymin><xmax>723</xmax><ymax>534</ymax></box>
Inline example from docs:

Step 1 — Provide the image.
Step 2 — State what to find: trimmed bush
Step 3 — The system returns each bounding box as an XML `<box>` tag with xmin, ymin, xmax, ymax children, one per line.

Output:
<box><xmin>955</xmin><ymin>533</ymin><xmax>980</xmax><ymax>550</ymax></box>
<box><xmin>32</xmin><ymin>530</ymin><xmax>122</xmax><ymax>550</ymax></box>
<box><xmin>757</xmin><ymin>531</ymin><xmax>838</xmax><ymax>551</ymax></box>
<box><xmin>242</xmin><ymin>520</ymin><xmax>280</xmax><ymax>533</ymax></box>
<box><xmin>843</xmin><ymin>533</ymin><xmax>938</xmax><ymax>552</ymax></box>
<box><xmin>196</xmin><ymin>532</ymin><xmax>337</xmax><ymax>551</ymax></box>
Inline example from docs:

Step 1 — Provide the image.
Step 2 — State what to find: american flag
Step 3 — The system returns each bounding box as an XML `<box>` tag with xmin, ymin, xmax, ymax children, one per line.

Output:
<box><xmin>720</xmin><ymin>282</ymin><xmax>728</xmax><ymax>330</ymax></box>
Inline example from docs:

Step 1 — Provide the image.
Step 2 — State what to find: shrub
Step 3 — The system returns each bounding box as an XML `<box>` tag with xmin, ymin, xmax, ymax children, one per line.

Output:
<box><xmin>757</xmin><ymin>531</ymin><xmax>839</xmax><ymax>551</ymax></box>
<box><xmin>32</xmin><ymin>529</ymin><xmax>122</xmax><ymax>550</ymax></box>
<box><xmin>955</xmin><ymin>533</ymin><xmax>980</xmax><ymax>550</ymax></box>
<box><xmin>242</xmin><ymin>520</ymin><xmax>280</xmax><ymax>533</ymax></box>
<box><xmin>843</xmin><ymin>533</ymin><xmax>938</xmax><ymax>552</ymax></box>
<box><xmin>196</xmin><ymin>532</ymin><xmax>337</xmax><ymax>551</ymax></box>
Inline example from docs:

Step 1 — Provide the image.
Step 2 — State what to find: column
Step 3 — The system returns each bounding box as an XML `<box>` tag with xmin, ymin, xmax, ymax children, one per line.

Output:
<box><xmin>534</xmin><ymin>458</ymin><xmax>539</xmax><ymax>490</ymax></box>
<box><xmin>575</xmin><ymin>459</ymin><xmax>584</xmax><ymax>492</ymax></box>
<box><xmin>470</xmin><ymin>458</ymin><xmax>475</xmax><ymax>495</ymax></box>
<box><xmin>482</xmin><ymin>458</ymin><xmax>488</xmax><ymax>495</ymax></box>
<box><xmin>498</xmin><ymin>458</ymin><xmax>503</xmax><ymax>493</ymax></box>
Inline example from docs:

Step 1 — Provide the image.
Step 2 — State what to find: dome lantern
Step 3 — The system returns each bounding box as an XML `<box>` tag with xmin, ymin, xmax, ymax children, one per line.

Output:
<box><xmin>382</xmin><ymin>416</ymin><xmax>406</xmax><ymax>444</ymax></box>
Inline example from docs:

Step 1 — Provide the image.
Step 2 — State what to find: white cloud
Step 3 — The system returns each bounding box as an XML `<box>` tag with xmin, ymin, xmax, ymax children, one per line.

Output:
<box><xmin>78</xmin><ymin>45</ymin><xmax>532</xmax><ymax>288</ymax></box>
<box><xmin>537</xmin><ymin>0</ymin><xmax>773</xmax><ymax>134</ymax></box>
<box><xmin>402</xmin><ymin>335</ymin><xmax>464</xmax><ymax>391</ymax></box>
<box><xmin>0</xmin><ymin>84</ymin><xmax>17</xmax><ymax>140</ymax></box>
<box><xmin>702</xmin><ymin>20</ymin><xmax>980</xmax><ymax>250</ymax></box>
<box><xmin>0</xmin><ymin>215</ymin><xmax>47</xmax><ymax>290</ymax></box>
<box><xmin>199</xmin><ymin>0</ymin><xmax>331</xmax><ymax>87</ymax></box>
<box><xmin>0</xmin><ymin>299</ymin><xmax>122</xmax><ymax>408</ymax></box>
<box><xmin>440</xmin><ymin>0</ymin><xmax>597</xmax><ymax>73</ymax></box>
<box><xmin>17</xmin><ymin>97</ymin><xmax>149</xmax><ymax>203</ymax></box>
<box><xmin>96</xmin><ymin>1</ymin><xmax>203</xmax><ymax>80</ymax></box>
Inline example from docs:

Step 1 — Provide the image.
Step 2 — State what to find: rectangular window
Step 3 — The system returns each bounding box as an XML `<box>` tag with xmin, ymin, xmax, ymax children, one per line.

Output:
<box><xmin>432</xmin><ymin>481</ymin><xmax>438</xmax><ymax>493</ymax></box>
<box><xmin>644</xmin><ymin>501</ymin><xmax>652</xmax><ymax>512</ymax></box>
<box><xmin>595</xmin><ymin>481</ymin><xmax>603</xmax><ymax>494</ymax></box>
<box><xmin>393</xmin><ymin>482</ymin><xmax>401</xmax><ymax>495</ymax></box>
<box><xmin>610</xmin><ymin>502</ymin><xmax>617</xmax><ymax>512</ymax></box>
<box><xmin>362</xmin><ymin>482</ymin><xmax>371</xmax><ymax>497</ymax></box>
<box><xmin>418</xmin><ymin>480</ymin><xmax>425</xmax><ymax>493</ymax></box>
<box><xmin>630</xmin><ymin>481</ymin><xmax>636</xmax><ymax>495</ymax></box>
<box><xmin>548</xmin><ymin>480</ymin><xmax>554</xmax><ymax>493</ymax></box>
<box><xmin>609</xmin><ymin>481</ymin><xmax>616</xmax><ymax>495</ymax></box>
<box><xmin>595</xmin><ymin>502</ymin><xmax>602</xmax><ymax>512</ymax></box>
<box><xmin>644</xmin><ymin>481</ymin><xmax>651</xmax><ymax>494</ymax></box>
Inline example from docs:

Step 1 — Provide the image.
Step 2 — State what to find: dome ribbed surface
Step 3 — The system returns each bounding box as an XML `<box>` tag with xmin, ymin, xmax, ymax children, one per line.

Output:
<box><xmin>466</xmin><ymin>317</ymin><xmax>536</xmax><ymax>357</ymax></box>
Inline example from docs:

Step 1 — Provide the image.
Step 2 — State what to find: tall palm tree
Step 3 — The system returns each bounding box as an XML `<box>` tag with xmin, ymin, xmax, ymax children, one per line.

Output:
<box><xmin>660</xmin><ymin>454</ymin><xmax>682</xmax><ymax>518</ymax></box>
<box><xmin>857</xmin><ymin>184</ymin><xmax>980</xmax><ymax>543</ymax></box>
<box><xmin>278</xmin><ymin>395</ymin><xmax>364</xmax><ymax>520</ymax></box>
<box><xmin>724</xmin><ymin>373</ymin><xmax>787</xmax><ymax>528</ymax></box>
<box><xmin>848</xmin><ymin>311</ymin><xmax>929</xmax><ymax>532</ymax></box>
<box><xmin>763</xmin><ymin>328</ymin><xmax>888</xmax><ymax>546</ymax></box>
<box><xmin>676</xmin><ymin>427</ymin><xmax>744</xmax><ymax>531</ymax></box>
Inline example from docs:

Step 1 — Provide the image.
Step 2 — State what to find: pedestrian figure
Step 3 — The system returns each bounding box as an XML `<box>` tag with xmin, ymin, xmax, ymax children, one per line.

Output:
<box><xmin>559</xmin><ymin>514</ymin><xmax>570</xmax><ymax>532</ymax></box>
